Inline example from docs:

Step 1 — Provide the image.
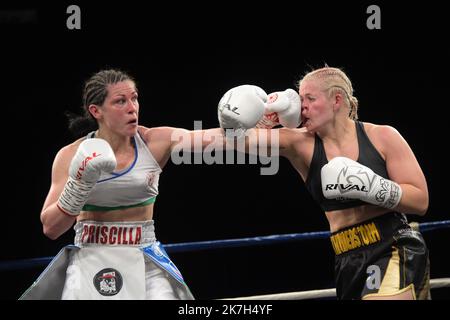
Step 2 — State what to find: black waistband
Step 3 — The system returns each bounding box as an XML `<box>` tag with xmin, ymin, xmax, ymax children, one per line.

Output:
<box><xmin>330</xmin><ymin>212</ymin><xmax>409</xmax><ymax>256</ymax></box>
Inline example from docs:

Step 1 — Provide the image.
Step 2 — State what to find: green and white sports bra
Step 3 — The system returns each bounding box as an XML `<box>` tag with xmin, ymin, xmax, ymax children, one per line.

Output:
<box><xmin>82</xmin><ymin>132</ymin><xmax>161</xmax><ymax>211</ymax></box>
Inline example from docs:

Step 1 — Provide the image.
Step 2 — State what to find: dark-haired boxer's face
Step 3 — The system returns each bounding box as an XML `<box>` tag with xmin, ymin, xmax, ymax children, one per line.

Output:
<box><xmin>299</xmin><ymin>80</ymin><xmax>334</xmax><ymax>132</ymax></box>
<box><xmin>101</xmin><ymin>80</ymin><xmax>139</xmax><ymax>137</ymax></box>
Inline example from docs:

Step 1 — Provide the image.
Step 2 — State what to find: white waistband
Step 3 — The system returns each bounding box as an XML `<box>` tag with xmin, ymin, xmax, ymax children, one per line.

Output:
<box><xmin>74</xmin><ymin>220</ymin><xmax>156</xmax><ymax>247</ymax></box>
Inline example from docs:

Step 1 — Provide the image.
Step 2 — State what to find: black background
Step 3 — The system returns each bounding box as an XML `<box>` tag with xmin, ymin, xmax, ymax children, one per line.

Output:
<box><xmin>1</xmin><ymin>0</ymin><xmax>449</xmax><ymax>302</ymax></box>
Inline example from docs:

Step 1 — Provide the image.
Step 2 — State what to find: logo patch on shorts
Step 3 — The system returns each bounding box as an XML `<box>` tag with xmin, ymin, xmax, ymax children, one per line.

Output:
<box><xmin>93</xmin><ymin>268</ymin><xmax>123</xmax><ymax>296</ymax></box>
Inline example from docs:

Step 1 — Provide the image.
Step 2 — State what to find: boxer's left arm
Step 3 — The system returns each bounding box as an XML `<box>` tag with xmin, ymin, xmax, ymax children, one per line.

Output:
<box><xmin>143</xmin><ymin>124</ymin><xmax>284</xmax><ymax>162</ymax></box>
<box><xmin>140</xmin><ymin>126</ymin><xmax>225</xmax><ymax>168</ymax></box>
<box><xmin>322</xmin><ymin>126</ymin><xmax>428</xmax><ymax>215</ymax></box>
<box><xmin>322</xmin><ymin>156</ymin><xmax>403</xmax><ymax>210</ymax></box>
<box><xmin>140</xmin><ymin>83</ymin><xmax>301</xmax><ymax>162</ymax></box>
<box><xmin>376</xmin><ymin>125</ymin><xmax>428</xmax><ymax>215</ymax></box>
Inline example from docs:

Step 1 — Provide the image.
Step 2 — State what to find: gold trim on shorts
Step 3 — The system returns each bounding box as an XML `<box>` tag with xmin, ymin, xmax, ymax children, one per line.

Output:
<box><xmin>362</xmin><ymin>284</ymin><xmax>416</xmax><ymax>300</ymax></box>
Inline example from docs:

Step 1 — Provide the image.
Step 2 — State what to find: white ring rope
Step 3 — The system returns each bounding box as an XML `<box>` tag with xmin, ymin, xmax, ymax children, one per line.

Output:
<box><xmin>220</xmin><ymin>278</ymin><xmax>450</xmax><ymax>300</ymax></box>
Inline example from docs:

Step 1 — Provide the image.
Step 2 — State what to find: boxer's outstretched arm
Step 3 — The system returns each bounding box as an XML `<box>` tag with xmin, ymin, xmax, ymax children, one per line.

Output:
<box><xmin>217</xmin><ymin>84</ymin><xmax>302</xmax><ymax>156</ymax></box>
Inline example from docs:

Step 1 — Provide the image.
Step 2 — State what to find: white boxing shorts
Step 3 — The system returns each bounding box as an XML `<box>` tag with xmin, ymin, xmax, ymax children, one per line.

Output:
<box><xmin>20</xmin><ymin>220</ymin><xmax>194</xmax><ymax>300</ymax></box>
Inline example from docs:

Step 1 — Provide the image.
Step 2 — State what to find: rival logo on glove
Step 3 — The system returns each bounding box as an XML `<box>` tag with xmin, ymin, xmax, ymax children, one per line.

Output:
<box><xmin>218</xmin><ymin>91</ymin><xmax>240</xmax><ymax>115</ymax></box>
<box><xmin>219</xmin><ymin>103</ymin><xmax>240</xmax><ymax>115</ymax></box>
<box><xmin>325</xmin><ymin>183</ymin><xmax>369</xmax><ymax>192</ymax></box>
<box><xmin>76</xmin><ymin>152</ymin><xmax>101</xmax><ymax>180</ymax></box>
<box><xmin>324</xmin><ymin>165</ymin><xmax>376</xmax><ymax>197</ymax></box>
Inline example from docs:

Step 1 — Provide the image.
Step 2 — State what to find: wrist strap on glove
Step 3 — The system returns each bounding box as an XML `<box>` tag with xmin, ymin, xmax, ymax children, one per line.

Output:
<box><xmin>57</xmin><ymin>177</ymin><xmax>96</xmax><ymax>216</ymax></box>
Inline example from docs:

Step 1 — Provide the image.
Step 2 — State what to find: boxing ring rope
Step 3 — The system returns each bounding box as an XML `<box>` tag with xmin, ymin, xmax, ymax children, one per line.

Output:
<box><xmin>1</xmin><ymin>220</ymin><xmax>449</xmax><ymax>299</ymax></box>
<box><xmin>219</xmin><ymin>278</ymin><xmax>450</xmax><ymax>300</ymax></box>
<box><xmin>1</xmin><ymin>220</ymin><xmax>449</xmax><ymax>271</ymax></box>
<box><xmin>0</xmin><ymin>220</ymin><xmax>450</xmax><ymax>300</ymax></box>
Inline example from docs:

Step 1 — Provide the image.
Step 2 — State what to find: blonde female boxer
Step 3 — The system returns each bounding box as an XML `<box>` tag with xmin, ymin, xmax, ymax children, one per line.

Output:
<box><xmin>218</xmin><ymin>67</ymin><xmax>430</xmax><ymax>300</ymax></box>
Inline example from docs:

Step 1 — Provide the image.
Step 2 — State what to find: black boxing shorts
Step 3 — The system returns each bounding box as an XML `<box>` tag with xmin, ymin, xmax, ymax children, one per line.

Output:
<box><xmin>330</xmin><ymin>212</ymin><xmax>430</xmax><ymax>300</ymax></box>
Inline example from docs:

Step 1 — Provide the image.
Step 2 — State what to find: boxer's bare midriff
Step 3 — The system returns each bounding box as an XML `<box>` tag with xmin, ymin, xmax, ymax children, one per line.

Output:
<box><xmin>326</xmin><ymin>204</ymin><xmax>392</xmax><ymax>232</ymax></box>
<box><xmin>78</xmin><ymin>204</ymin><xmax>154</xmax><ymax>222</ymax></box>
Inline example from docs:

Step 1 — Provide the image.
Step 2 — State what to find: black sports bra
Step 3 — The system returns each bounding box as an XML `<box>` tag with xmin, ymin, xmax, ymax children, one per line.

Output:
<box><xmin>305</xmin><ymin>121</ymin><xmax>389</xmax><ymax>211</ymax></box>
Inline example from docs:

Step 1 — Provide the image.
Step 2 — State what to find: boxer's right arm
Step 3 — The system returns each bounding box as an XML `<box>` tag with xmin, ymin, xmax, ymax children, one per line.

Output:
<box><xmin>41</xmin><ymin>139</ymin><xmax>116</xmax><ymax>239</ymax></box>
<box><xmin>41</xmin><ymin>145</ymin><xmax>80</xmax><ymax>239</ymax></box>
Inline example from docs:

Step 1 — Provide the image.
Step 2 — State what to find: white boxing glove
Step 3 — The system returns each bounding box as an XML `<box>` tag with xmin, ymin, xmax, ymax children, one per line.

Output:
<box><xmin>321</xmin><ymin>157</ymin><xmax>402</xmax><ymax>209</ymax></box>
<box><xmin>256</xmin><ymin>89</ymin><xmax>301</xmax><ymax>129</ymax></box>
<box><xmin>218</xmin><ymin>85</ymin><xmax>267</xmax><ymax>137</ymax></box>
<box><xmin>57</xmin><ymin>138</ymin><xmax>117</xmax><ymax>216</ymax></box>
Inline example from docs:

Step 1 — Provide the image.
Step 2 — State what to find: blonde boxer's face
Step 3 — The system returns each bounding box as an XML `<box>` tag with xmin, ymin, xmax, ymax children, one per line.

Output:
<box><xmin>101</xmin><ymin>80</ymin><xmax>139</xmax><ymax>136</ymax></box>
<box><xmin>299</xmin><ymin>80</ymin><xmax>334</xmax><ymax>132</ymax></box>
